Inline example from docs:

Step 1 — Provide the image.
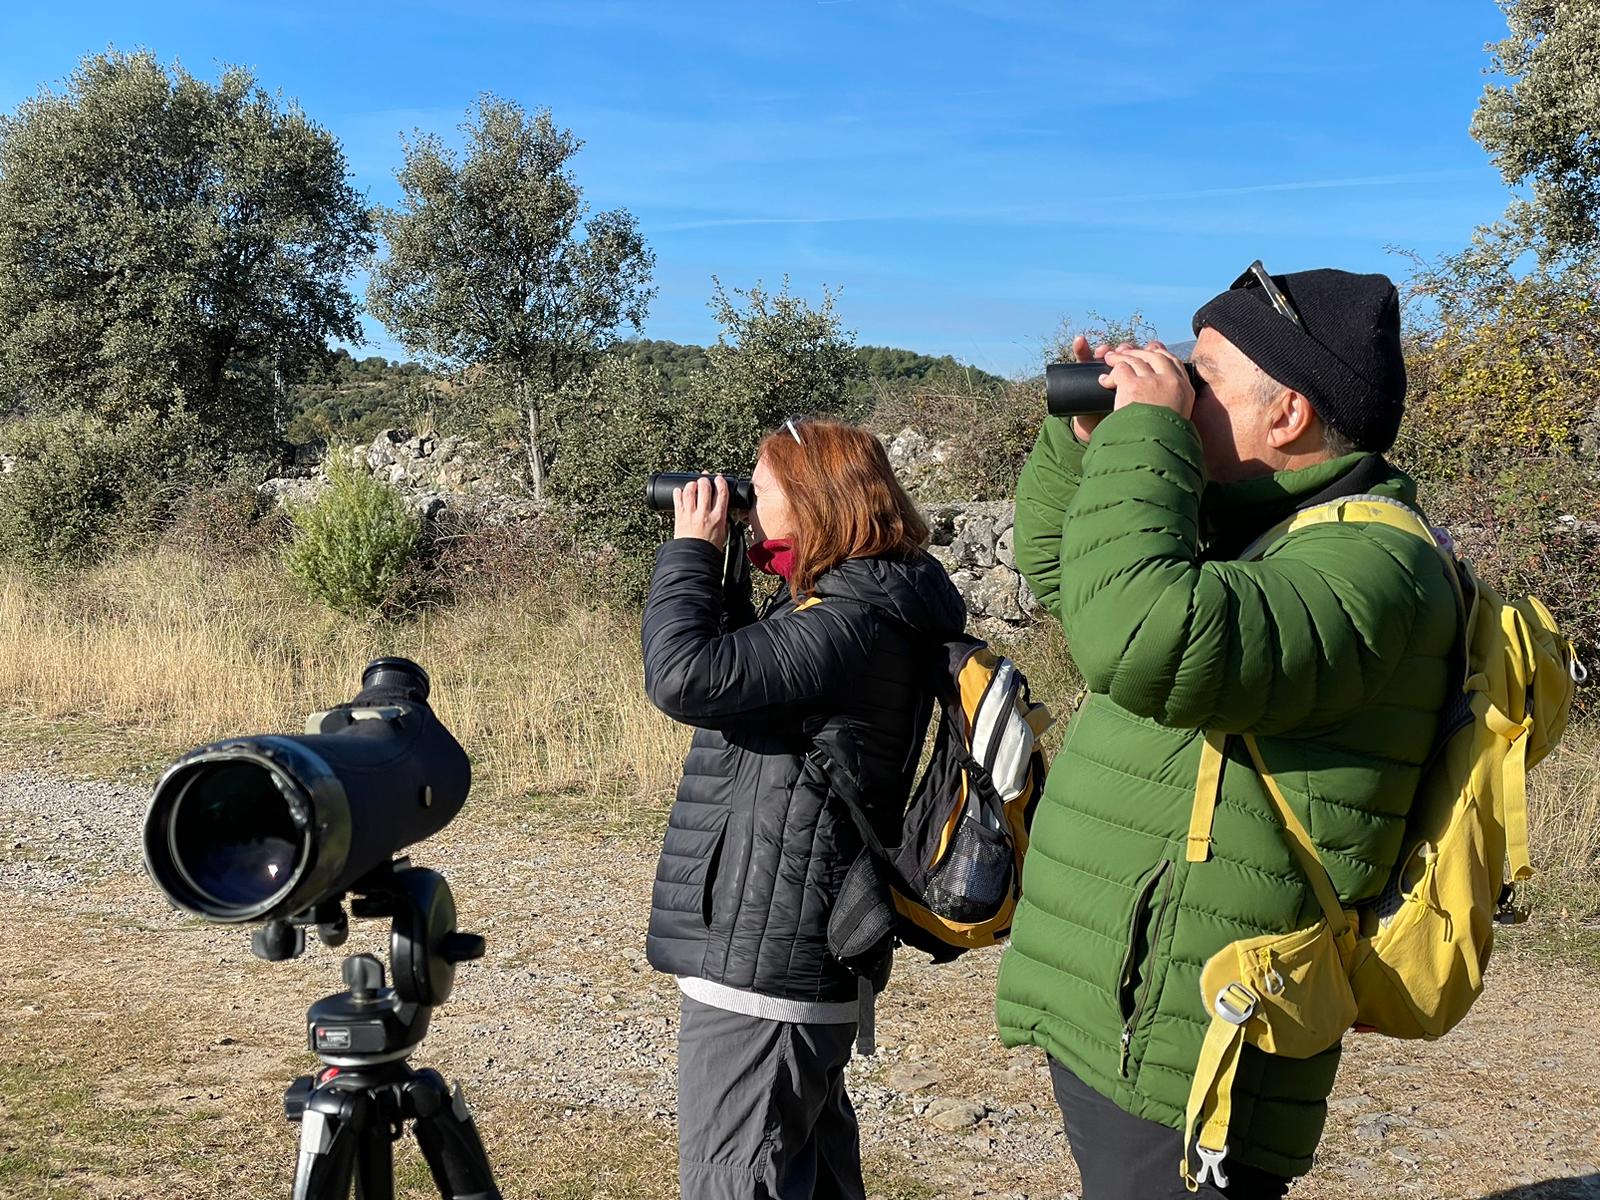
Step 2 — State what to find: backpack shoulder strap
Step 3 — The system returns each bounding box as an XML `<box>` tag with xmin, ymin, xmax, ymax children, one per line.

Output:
<box><xmin>1241</xmin><ymin>493</ymin><xmax>1435</xmax><ymax>556</ymax></box>
<box><xmin>1241</xmin><ymin>492</ymin><xmax>1468</xmax><ymax>636</ymax></box>
<box><xmin>1241</xmin><ymin>735</ymin><xmax>1349</xmax><ymax>937</ymax></box>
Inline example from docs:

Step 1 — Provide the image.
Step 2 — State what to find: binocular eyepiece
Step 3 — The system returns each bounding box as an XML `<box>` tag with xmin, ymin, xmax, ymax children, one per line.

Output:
<box><xmin>645</xmin><ymin>472</ymin><xmax>755</xmax><ymax>512</ymax></box>
<box><xmin>1045</xmin><ymin>359</ymin><xmax>1201</xmax><ymax>418</ymax></box>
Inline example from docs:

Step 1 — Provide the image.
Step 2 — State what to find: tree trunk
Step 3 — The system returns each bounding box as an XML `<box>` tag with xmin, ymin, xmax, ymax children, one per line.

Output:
<box><xmin>525</xmin><ymin>385</ymin><xmax>547</xmax><ymax>501</ymax></box>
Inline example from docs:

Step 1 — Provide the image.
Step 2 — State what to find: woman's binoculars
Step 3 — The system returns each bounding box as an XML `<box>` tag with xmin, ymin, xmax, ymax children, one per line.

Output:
<box><xmin>1046</xmin><ymin>360</ymin><xmax>1202</xmax><ymax>417</ymax></box>
<box><xmin>645</xmin><ymin>472</ymin><xmax>756</xmax><ymax>511</ymax></box>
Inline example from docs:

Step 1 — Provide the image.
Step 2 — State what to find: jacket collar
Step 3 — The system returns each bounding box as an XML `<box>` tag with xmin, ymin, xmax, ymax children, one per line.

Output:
<box><xmin>1202</xmin><ymin>453</ymin><xmax>1419</xmax><ymax>561</ymax></box>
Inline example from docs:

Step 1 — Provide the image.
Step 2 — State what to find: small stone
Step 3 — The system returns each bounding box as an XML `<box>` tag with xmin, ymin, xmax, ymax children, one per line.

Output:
<box><xmin>1353</xmin><ymin>1112</ymin><xmax>1411</xmax><ymax>1141</ymax></box>
<box><xmin>925</xmin><ymin>1098</ymin><xmax>986</xmax><ymax>1132</ymax></box>
<box><xmin>886</xmin><ymin>1065</ymin><xmax>944</xmax><ymax>1093</ymax></box>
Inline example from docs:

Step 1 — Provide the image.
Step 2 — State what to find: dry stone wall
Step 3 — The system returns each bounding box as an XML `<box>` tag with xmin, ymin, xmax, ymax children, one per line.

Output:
<box><xmin>925</xmin><ymin>500</ymin><xmax>1035</xmax><ymax>624</ymax></box>
<box><xmin>261</xmin><ymin>426</ymin><xmax>1039</xmax><ymax>622</ymax></box>
<box><xmin>260</xmin><ymin>429</ymin><xmax>542</xmax><ymax>524</ymax></box>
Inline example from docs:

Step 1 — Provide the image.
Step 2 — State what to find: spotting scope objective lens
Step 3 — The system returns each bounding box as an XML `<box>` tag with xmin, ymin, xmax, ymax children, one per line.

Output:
<box><xmin>166</xmin><ymin>761</ymin><xmax>306</xmax><ymax>917</ymax></box>
<box><xmin>143</xmin><ymin>657</ymin><xmax>470</xmax><ymax>925</ymax></box>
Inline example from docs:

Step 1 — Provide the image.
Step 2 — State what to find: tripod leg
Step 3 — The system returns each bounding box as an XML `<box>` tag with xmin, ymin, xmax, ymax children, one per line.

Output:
<box><xmin>352</xmin><ymin>1117</ymin><xmax>395</xmax><ymax>1200</ymax></box>
<box><xmin>406</xmin><ymin>1070</ymin><xmax>502</xmax><ymax>1200</ymax></box>
<box><xmin>291</xmin><ymin>1088</ymin><xmax>363</xmax><ymax>1200</ymax></box>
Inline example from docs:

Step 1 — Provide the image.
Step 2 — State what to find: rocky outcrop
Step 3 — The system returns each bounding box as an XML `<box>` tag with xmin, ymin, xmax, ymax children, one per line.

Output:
<box><xmin>925</xmin><ymin>500</ymin><xmax>1036</xmax><ymax>624</ymax></box>
<box><xmin>260</xmin><ymin>429</ymin><xmax>541</xmax><ymax>524</ymax></box>
<box><xmin>883</xmin><ymin>426</ymin><xmax>1036</xmax><ymax>624</ymax></box>
<box><xmin>881</xmin><ymin>427</ymin><xmax>952</xmax><ymax>498</ymax></box>
<box><xmin>261</xmin><ymin>427</ymin><xmax>1041</xmax><ymax>624</ymax></box>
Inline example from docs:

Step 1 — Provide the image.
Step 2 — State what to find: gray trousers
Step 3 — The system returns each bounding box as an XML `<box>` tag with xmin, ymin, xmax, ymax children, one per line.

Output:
<box><xmin>1050</xmin><ymin>1059</ymin><xmax>1294</xmax><ymax>1199</ymax></box>
<box><xmin>676</xmin><ymin>995</ymin><xmax>864</xmax><ymax>1200</ymax></box>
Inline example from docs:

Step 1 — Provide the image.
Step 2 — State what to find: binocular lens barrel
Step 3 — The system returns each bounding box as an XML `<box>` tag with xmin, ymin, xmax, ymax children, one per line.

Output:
<box><xmin>646</xmin><ymin>472</ymin><xmax>756</xmax><ymax>512</ymax></box>
<box><xmin>1045</xmin><ymin>360</ymin><xmax>1201</xmax><ymax>417</ymax></box>
<box><xmin>167</xmin><ymin>760</ymin><xmax>305</xmax><ymax>917</ymax></box>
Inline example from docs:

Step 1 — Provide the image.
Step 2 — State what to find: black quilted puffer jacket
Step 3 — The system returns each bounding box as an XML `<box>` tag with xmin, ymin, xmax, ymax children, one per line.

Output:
<box><xmin>641</xmin><ymin>537</ymin><xmax>966</xmax><ymax>1003</ymax></box>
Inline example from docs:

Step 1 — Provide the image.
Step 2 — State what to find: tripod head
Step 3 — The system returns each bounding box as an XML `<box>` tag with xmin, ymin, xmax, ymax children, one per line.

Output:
<box><xmin>251</xmin><ymin>858</ymin><xmax>484</xmax><ymax>1010</ymax></box>
<box><xmin>272</xmin><ymin>859</ymin><xmax>502</xmax><ymax>1199</ymax></box>
<box><xmin>259</xmin><ymin>859</ymin><xmax>485</xmax><ymax>1075</ymax></box>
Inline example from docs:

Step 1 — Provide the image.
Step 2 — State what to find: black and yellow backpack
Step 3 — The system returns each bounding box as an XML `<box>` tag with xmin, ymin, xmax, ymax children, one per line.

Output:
<box><xmin>810</xmin><ymin>635</ymin><xmax>1054</xmax><ymax>968</ymax></box>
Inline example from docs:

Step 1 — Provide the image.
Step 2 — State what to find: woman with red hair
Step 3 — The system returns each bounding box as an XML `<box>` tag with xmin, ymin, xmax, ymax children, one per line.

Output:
<box><xmin>642</xmin><ymin>417</ymin><xmax>966</xmax><ymax>1199</ymax></box>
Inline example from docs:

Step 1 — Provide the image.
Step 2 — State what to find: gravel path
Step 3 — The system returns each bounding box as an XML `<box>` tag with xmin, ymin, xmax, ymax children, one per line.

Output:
<box><xmin>2</xmin><ymin>767</ymin><xmax>1598</xmax><ymax>1199</ymax></box>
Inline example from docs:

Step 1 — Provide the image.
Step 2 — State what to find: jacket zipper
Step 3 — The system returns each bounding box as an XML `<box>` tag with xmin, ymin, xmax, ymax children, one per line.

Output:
<box><xmin>1118</xmin><ymin>859</ymin><xmax>1175</xmax><ymax>1077</ymax></box>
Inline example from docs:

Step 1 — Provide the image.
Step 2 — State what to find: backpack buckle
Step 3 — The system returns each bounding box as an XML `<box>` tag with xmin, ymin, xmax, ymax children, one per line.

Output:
<box><xmin>1213</xmin><ymin>983</ymin><xmax>1258</xmax><ymax>1025</ymax></box>
<box><xmin>1195</xmin><ymin>1144</ymin><xmax>1231</xmax><ymax>1188</ymax></box>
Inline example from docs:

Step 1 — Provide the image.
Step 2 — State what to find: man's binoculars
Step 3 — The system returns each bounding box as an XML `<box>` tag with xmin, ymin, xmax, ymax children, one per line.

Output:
<box><xmin>645</xmin><ymin>472</ymin><xmax>755</xmax><ymax>511</ymax></box>
<box><xmin>1045</xmin><ymin>360</ymin><xmax>1202</xmax><ymax>417</ymax></box>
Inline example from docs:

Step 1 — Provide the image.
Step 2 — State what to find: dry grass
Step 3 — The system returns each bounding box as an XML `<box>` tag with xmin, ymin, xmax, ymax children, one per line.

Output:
<box><xmin>0</xmin><ymin>548</ymin><xmax>689</xmax><ymax>821</ymax></box>
<box><xmin>1527</xmin><ymin>724</ymin><xmax>1600</xmax><ymax>918</ymax></box>
<box><xmin>0</xmin><ymin>542</ymin><xmax>1592</xmax><ymax>909</ymax></box>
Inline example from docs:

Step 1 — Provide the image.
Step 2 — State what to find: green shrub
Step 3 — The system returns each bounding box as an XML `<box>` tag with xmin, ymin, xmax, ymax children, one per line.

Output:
<box><xmin>0</xmin><ymin>407</ymin><xmax>214</xmax><ymax>570</ymax></box>
<box><xmin>285</xmin><ymin>457</ymin><xmax>423</xmax><ymax>614</ymax></box>
<box><xmin>550</xmin><ymin>357</ymin><xmax>753</xmax><ymax>601</ymax></box>
<box><xmin>1396</xmin><ymin>250</ymin><xmax>1600</xmax><ymax>679</ymax></box>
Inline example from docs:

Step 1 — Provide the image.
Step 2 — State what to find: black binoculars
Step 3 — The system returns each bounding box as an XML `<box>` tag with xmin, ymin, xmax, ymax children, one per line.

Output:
<box><xmin>645</xmin><ymin>472</ymin><xmax>756</xmax><ymax>512</ymax></box>
<box><xmin>1045</xmin><ymin>360</ymin><xmax>1202</xmax><ymax>418</ymax></box>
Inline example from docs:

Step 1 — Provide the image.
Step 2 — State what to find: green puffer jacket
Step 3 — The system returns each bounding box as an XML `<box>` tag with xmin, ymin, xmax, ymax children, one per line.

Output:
<box><xmin>995</xmin><ymin>404</ymin><xmax>1458</xmax><ymax>1178</ymax></box>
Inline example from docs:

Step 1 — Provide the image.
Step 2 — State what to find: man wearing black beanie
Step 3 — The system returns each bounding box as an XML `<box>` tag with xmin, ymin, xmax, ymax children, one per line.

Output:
<box><xmin>996</xmin><ymin>265</ymin><xmax>1460</xmax><ymax>1197</ymax></box>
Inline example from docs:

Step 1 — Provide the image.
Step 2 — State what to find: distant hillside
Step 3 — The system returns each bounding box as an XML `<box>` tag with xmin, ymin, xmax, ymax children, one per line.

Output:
<box><xmin>285</xmin><ymin>351</ymin><xmax>436</xmax><ymax>444</ymax></box>
<box><xmin>285</xmin><ymin>341</ymin><xmax>1007</xmax><ymax>443</ymax></box>
<box><xmin>612</xmin><ymin>339</ymin><xmax>1005</xmax><ymax>395</ymax></box>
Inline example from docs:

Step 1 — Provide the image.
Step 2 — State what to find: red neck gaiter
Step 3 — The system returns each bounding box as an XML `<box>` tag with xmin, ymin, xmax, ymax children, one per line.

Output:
<box><xmin>748</xmin><ymin>538</ymin><xmax>796</xmax><ymax>581</ymax></box>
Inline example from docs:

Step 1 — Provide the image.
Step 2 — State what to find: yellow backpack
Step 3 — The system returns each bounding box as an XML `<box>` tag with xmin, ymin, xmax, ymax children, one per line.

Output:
<box><xmin>1178</xmin><ymin>495</ymin><xmax>1587</xmax><ymax>1191</ymax></box>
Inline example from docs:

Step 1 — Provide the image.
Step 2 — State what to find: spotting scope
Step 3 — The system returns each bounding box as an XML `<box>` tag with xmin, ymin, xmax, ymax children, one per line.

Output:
<box><xmin>143</xmin><ymin>657</ymin><xmax>470</xmax><ymax>926</ymax></box>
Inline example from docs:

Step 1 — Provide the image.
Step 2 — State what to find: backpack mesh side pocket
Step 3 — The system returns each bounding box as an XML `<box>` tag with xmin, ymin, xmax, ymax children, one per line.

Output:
<box><xmin>922</xmin><ymin>814</ymin><xmax>1012</xmax><ymax>923</ymax></box>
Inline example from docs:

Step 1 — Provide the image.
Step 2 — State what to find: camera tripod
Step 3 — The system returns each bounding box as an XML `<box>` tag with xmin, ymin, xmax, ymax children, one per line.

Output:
<box><xmin>258</xmin><ymin>860</ymin><xmax>502</xmax><ymax>1200</ymax></box>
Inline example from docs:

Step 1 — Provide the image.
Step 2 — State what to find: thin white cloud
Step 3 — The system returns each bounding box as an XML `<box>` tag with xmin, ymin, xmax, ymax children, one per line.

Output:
<box><xmin>1096</xmin><ymin>169</ymin><xmax>1484</xmax><ymax>206</ymax></box>
<box><xmin>646</xmin><ymin>169</ymin><xmax>1490</xmax><ymax>235</ymax></box>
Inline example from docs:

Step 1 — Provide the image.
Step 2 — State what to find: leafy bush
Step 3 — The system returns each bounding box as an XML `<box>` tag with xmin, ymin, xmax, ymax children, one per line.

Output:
<box><xmin>552</xmin><ymin>281</ymin><xmax>866</xmax><ymax>599</ymax></box>
<box><xmin>285</xmin><ymin>457</ymin><xmax>423</xmax><ymax>614</ymax></box>
<box><xmin>550</xmin><ymin>358</ymin><xmax>749</xmax><ymax>600</ymax></box>
<box><xmin>1396</xmin><ymin>246</ymin><xmax>1600</xmax><ymax>673</ymax></box>
<box><xmin>0</xmin><ymin>407</ymin><xmax>215</xmax><ymax>570</ymax></box>
<box><xmin>699</xmin><ymin>277</ymin><xmax>866</xmax><ymax>426</ymax></box>
<box><xmin>161</xmin><ymin>478</ymin><xmax>286</xmax><ymax>563</ymax></box>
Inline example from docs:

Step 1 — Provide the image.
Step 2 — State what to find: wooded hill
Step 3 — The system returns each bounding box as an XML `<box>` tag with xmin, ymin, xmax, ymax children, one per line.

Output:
<box><xmin>286</xmin><ymin>341</ymin><xmax>1008</xmax><ymax>444</ymax></box>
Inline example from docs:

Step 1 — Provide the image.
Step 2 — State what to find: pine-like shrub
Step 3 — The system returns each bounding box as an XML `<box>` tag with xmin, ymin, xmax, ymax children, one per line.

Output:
<box><xmin>285</xmin><ymin>457</ymin><xmax>423</xmax><ymax>614</ymax></box>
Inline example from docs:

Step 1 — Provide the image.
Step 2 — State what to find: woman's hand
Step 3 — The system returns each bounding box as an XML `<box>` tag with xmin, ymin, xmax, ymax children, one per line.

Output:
<box><xmin>673</xmin><ymin>474</ymin><xmax>730</xmax><ymax>550</ymax></box>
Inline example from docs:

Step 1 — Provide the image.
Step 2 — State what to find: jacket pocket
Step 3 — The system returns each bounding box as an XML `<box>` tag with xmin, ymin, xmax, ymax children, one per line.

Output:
<box><xmin>700</xmin><ymin>811</ymin><xmax>730</xmax><ymax>927</ymax></box>
<box><xmin>1117</xmin><ymin>858</ymin><xmax>1176</xmax><ymax>1077</ymax></box>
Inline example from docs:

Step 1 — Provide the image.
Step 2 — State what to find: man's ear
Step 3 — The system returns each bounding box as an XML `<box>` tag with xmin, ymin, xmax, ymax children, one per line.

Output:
<box><xmin>1266</xmin><ymin>389</ymin><xmax>1319</xmax><ymax>450</ymax></box>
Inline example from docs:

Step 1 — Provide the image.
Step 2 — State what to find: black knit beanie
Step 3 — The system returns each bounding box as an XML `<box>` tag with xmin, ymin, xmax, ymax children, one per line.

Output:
<box><xmin>1191</xmin><ymin>268</ymin><xmax>1406</xmax><ymax>453</ymax></box>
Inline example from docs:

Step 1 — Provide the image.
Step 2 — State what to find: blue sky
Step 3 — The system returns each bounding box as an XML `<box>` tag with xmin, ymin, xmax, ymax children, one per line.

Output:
<box><xmin>1</xmin><ymin>1</ymin><xmax>1515</xmax><ymax>376</ymax></box>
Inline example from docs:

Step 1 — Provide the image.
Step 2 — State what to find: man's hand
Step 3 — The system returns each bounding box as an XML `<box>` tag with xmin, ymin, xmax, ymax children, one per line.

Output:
<box><xmin>1069</xmin><ymin>334</ymin><xmax>1122</xmax><ymax>442</ymax></box>
<box><xmin>1103</xmin><ymin>339</ymin><xmax>1195</xmax><ymax>420</ymax></box>
<box><xmin>673</xmin><ymin>473</ymin><xmax>730</xmax><ymax>550</ymax></box>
